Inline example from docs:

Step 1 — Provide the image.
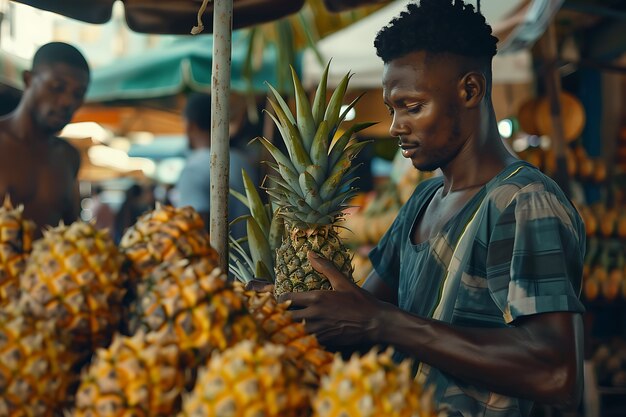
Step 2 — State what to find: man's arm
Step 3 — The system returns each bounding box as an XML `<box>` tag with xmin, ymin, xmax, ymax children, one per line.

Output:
<box><xmin>282</xmin><ymin>252</ymin><xmax>584</xmax><ymax>409</ymax></box>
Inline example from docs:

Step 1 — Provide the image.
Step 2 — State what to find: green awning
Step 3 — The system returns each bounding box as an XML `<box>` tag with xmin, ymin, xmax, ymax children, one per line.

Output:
<box><xmin>87</xmin><ymin>32</ymin><xmax>301</xmax><ymax>102</ymax></box>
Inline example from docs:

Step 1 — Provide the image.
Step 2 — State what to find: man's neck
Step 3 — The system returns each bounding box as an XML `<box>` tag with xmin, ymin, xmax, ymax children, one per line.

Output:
<box><xmin>4</xmin><ymin>104</ymin><xmax>48</xmax><ymax>142</ymax></box>
<box><xmin>440</xmin><ymin>110</ymin><xmax>517</xmax><ymax>194</ymax></box>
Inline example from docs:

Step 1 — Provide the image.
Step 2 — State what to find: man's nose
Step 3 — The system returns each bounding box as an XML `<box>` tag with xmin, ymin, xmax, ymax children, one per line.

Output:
<box><xmin>389</xmin><ymin>113</ymin><xmax>409</xmax><ymax>137</ymax></box>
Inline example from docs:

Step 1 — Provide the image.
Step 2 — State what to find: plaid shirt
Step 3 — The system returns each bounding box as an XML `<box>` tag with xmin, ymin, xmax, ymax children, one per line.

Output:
<box><xmin>369</xmin><ymin>161</ymin><xmax>585</xmax><ymax>417</ymax></box>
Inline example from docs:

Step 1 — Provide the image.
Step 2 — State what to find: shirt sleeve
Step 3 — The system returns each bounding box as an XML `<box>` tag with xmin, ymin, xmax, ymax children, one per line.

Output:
<box><xmin>486</xmin><ymin>187</ymin><xmax>586</xmax><ymax>324</ymax></box>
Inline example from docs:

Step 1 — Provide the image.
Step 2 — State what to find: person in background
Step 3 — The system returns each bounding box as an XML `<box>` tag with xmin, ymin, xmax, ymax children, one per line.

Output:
<box><xmin>0</xmin><ymin>42</ymin><xmax>90</xmax><ymax>236</ymax></box>
<box><xmin>90</xmin><ymin>184</ymin><xmax>115</xmax><ymax>231</ymax></box>
<box><xmin>175</xmin><ymin>93</ymin><xmax>255</xmax><ymax>239</ymax></box>
<box><xmin>269</xmin><ymin>1</ymin><xmax>585</xmax><ymax>416</ymax></box>
<box><xmin>114</xmin><ymin>183</ymin><xmax>145</xmax><ymax>244</ymax></box>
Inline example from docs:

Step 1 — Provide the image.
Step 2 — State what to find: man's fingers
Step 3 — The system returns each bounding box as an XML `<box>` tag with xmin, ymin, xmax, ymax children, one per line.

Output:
<box><xmin>307</xmin><ymin>251</ymin><xmax>354</xmax><ymax>291</ymax></box>
<box><xmin>245</xmin><ymin>279</ymin><xmax>275</xmax><ymax>293</ymax></box>
<box><xmin>278</xmin><ymin>291</ymin><xmax>320</xmax><ymax>309</ymax></box>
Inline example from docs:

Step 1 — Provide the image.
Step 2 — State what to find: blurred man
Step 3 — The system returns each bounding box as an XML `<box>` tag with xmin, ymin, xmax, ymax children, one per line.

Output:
<box><xmin>175</xmin><ymin>93</ymin><xmax>256</xmax><ymax>238</ymax></box>
<box><xmin>0</xmin><ymin>42</ymin><xmax>90</xmax><ymax>236</ymax></box>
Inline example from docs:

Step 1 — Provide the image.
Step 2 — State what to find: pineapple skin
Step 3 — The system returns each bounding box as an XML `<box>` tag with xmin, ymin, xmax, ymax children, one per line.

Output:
<box><xmin>20</xmin><ymin>222</ymin><xmax>125</xmax><ymax>353</ymax></box>
<box><xmin>119</xmin><ymin>205</ymin><xmax>218</xmax><ymax>280</ymax></box>
<box><xmin>274</xmin><ymin>227</ymin><xmax>353</xmax><ymax>296</ymax></box>
<box><xmin>179</xmin><ymin>341</ymin><xmax>313</xmax><ymax>417</ymax></box>
<box><xmin>0</xmin><ymin>306</ymin><xmax>72</xmax><ymax>417</ymax></box>
<box><xmin>313</xmin><ymin>348</ymin><xmax>437</xmax><ymax>417</ymax></box>
<box><xmin>130</xmin><ymin>259</ymin><xmax>261</xmax><ymax>370</ymax></box>
<box><xmin>73</xmin><ymin>329</ymin><xmax>186</xmax><ymax>417</ymax></box>
<box><xmin>0</xmin><ymin>200</ymin><xmax>35</xmax><ymax>306</ymax></box>
<box><xmin>245</xmin><ymin>290</ymin><xmax>334</xmax><ymax>383</ymax></box>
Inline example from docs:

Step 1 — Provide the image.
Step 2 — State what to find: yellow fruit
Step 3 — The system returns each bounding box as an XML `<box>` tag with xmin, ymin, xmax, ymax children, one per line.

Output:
<box><xmin>0</xmin><ymin>197</ymin><xmax>35</xmax><ymax>306</ymax></box>
<box><xmin>584</xmin><ymin>278</ymin><xmax>599</xmax><ymax>301</ymax></box>
<box><xmin>313</xmin><ymin>348</ymin><xmax>437</xmax><ymax>417</ymax></box>
<box><xmin>180</xmin><ymin>341</ymin><xmax>312</xmax><ymax>417</ymax></box>
<box><xmin>130</xmin><ymin>259</ymin><xmax>260</xmax><ymax>370</ymax></box>
<box><xmin>73</xmin><ymin>329</ymin><xmax>186</xmax><ymax>417</ymax></box>
<box><xmin>245</xmin><ymin>291</ymin><xmax>334</xmax><ymax>384</ymax></box>
<box><xmin>0</xmin><ymin>304</ymin><xmax>71</xmax><ymax>416</ymax></box>
<box><xmin>120</xmin><ymin>205</ymin><xmax>217</xmax><ymax>280</ymax></box>
<box><xmin>20</xmin><ymin>222</ymin><xmax>125</xmax><ymax>353</ymax></box>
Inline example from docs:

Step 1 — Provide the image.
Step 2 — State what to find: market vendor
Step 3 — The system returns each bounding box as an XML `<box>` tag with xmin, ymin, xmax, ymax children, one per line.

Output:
<box><xmin>0</xmin><ymin>42</ymin><xmax>89</xmax><ymax>236</ymax></box>
<box><xmin>276</xmin><ymin>1</ymin><xmax>585</xmax><ymax>415</ymax></box>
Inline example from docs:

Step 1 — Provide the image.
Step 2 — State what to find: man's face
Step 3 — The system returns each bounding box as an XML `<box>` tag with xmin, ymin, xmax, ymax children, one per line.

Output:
<box><xmin>26</xmin><ymin>62</ymin><xmax>89</xmax><ymax>134</ymax></box>
<box><xmin>383</xmin><ymin>51</ymin><xmax>467</xmax><ymax>172</ymax></box>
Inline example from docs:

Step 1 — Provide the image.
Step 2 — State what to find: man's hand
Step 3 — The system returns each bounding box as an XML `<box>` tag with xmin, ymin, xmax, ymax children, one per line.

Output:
<box><xmin>278</xmin><ymin>251</ymin><xmax>387</xmax><ymax>347</ymax></box>
<box><xmin>244</xmin><ymin>279</ymin><xmax>275</xmax><ymax>293</ymax></box>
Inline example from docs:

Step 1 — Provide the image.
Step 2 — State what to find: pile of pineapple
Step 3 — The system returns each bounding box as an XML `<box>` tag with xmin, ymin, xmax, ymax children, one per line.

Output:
<box><xmin>0</xmin><ymin>64</ymin><xmax>438</xmax><ymax>417</ymax></box>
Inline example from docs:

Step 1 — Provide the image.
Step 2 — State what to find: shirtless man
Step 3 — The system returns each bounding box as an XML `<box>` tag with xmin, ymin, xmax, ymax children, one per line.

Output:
<box><xmin>0</xmin><ymin>42</ymin><xmax>90</xmax><ymax>235</ymax></box>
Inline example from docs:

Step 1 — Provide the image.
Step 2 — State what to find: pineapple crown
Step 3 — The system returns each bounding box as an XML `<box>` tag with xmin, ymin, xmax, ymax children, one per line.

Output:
<box><xmin>258</xmin><ymin>62</ymin><xmax>375</xmax><ymax>229</ymax></box>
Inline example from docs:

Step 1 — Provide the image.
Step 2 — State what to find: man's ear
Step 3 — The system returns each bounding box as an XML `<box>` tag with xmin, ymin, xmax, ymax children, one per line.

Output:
<box><xmin>459</xmin><ymin>72</ymin><xmax>486</xmax><ymax>109</ymax></box>
<box><xmin>22</xmin><ymin>70</ymin><xmax>33</xmax><ymax>88</ymax></box>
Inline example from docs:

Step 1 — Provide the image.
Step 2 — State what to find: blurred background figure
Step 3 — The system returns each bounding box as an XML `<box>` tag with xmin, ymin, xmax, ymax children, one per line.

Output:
<box><xmin>175</xmin><ymin>93</ymin><xmax>256</xmax><ymax>239</ymax></box>
<box><xmin>114</xmin><ymin>183</ymin><xmax>145</xmax><ymax>243</ymax></box>
<box><xmin>90</xmin><ymin>184</ymin><xmax>115</xmax><ymax>231</ymax></box>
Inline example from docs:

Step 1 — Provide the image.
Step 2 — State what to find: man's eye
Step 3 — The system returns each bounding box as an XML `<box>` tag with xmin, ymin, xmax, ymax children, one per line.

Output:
<box><xmin>407</xmin><ymin>104</ymin><xmax>423</xmax><ymax>114</ymax></box>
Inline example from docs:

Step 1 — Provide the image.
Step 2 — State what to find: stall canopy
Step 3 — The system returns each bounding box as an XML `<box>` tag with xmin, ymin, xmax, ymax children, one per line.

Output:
<box><xmin>10</xmin><ymin>0</ymin><xmax>305</xmax><ymax>34</ymax></box>
<box><xmin>86</xmin><ymin>32</ymin><xmax>298</xmax><ymax>102</ymax></box>
<box><xmin>302</xmin><ymin>0</ymin><xmax>564</xmax><ymax>89</ymax></box>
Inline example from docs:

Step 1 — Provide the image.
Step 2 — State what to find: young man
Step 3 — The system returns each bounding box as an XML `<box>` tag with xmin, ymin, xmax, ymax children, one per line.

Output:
<box><xmin>174</xmin><ymin>93</ymin><xmax>256</xmax><ymax>238</ymax></box>
<box><xmin>0</xmin><ymin>42</ymin><xmax>89</xmax><ymax>236</ymax></box>
<box><xmin>278</xmin><ymin>1</ymin><xmax>585</xmax><ymax>415</ymax></box>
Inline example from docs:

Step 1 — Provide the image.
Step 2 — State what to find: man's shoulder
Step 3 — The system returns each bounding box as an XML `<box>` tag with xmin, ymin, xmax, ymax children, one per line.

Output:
<box><xmin>53</xmin><ymin>137</ymin><xmax>81</xmax><ymax>172</ymax></box>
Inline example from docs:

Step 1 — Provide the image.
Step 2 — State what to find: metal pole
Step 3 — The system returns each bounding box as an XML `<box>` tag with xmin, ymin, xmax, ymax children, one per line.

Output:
<box><xmin>210</xmin><ymin>0</ymin><xmax>233</xmax><ymax>271</ymax></box>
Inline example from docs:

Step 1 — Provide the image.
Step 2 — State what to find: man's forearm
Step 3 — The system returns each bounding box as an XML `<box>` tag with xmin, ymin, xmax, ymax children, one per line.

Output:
<box><xmin>373</xmin><ymin>305</ymin><xmax>583</xmax><ymax>407</ymax></box>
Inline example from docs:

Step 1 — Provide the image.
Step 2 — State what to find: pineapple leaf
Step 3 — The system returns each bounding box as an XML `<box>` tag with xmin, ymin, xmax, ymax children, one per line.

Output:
<box><xmin>317</xmin><ymin>189</ymin><xmax>355</xmax><ymax>216</ymax></box>
<box><xmin>291</xmin><ymin>66</ymin><xmax>316</xmax><ymax>152</ymax></box>
<box><xmin>266</xmin><ymin>99</ymin><xmax>312</xmax><ymax>172</ymax></box>
<box><xmin>320</xmin><ymin>158</ymin><xmax>351</xmax><ymax>201</ymax></box>
<box><xmin>242</xmin><ymin>169</ymin><xmax>270</xmax><ymax>237</ymax></box>
<box><xmin>256</xmin><ymin>136</ymin><xmax>298</xmax><ymax>177</ymax></box>
<box><xmin>324</xmin><ymin>72</ymin><xmax>351</xmax><ymax>129</ymax></box>
<box><xmin>312</xmin><ymin>60</ymin><xmax>330</xmax><ymax>126</ymax></box>
<box><xmin>278</xmin><ymin>162</ymin><xmax>305</xmax><ymax>198</ymax></box>
<box><xmin>305</xmin><ymin>164</ymin><xmax>325</xmax><ymax>186</ymax></box>
<box><xmin>328</xmin><ymin>123</ymin><xmax>376</xmax><ymax>169</ymax></box>
<box><xmin>255</xmin><ymin>261</ymin><xmax>274</xmax><ymax>283</ymax></box>
<box><xmin>230</xmin><ymin>188</ymin><xmax>249</xmax><ymax>208</ymax></box>
<box><xmin>309</xmin><ymin>120</ymin><xmax>330</xmax><ymax>174</ymax></box>
<box><xmin>266</xmin><ymin>82</ymin><xmax>296</xmax><ymax>125</ymax></box>
<box><xmin>299</xmin><ymin>171</ymin><xmax>323</xmax><ymax>208</ymax></box>
<box><xmin>268</xmin><ymin>214</ymin><xmax>285</xmax><ymax>252</ymax></box>
<box><xmin>337</xmin><ymin>92</ymin><xmax>366</xmax><ymax>126</ymax></box>
<box><xmin>247</xmin><ymin>217</ymin><xmax>274</xmax><ymax>282</ymax></box>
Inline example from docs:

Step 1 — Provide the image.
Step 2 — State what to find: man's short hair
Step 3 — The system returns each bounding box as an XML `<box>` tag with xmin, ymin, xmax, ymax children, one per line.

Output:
<box><xmin>184</xmin><ymin>93</ymin><xmax>212</xmax><ymax>132</ymax></box>
<box><xmin>32</xmin><ymin>42</ymin><xmax>90</xmax><ymax>76</ymax></box>
<box><xmin>374</xmin><ymin>0</ymin><xmax>498</xmax><ymax>64</ymax></box>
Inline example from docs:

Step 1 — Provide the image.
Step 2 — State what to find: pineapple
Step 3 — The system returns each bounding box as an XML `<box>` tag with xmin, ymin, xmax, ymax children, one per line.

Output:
<box><xmin>0</xmin><ymin>197</ymin><xmax>35</xmax><ymax>305</ymax></box>
<box><xmin>259</xmin><ymin>63</ymin><xmax>374</xmax><ymax>296</ymax></box>
<box><xmin>0</xmin><ymin>304</ymin><xmax>71</xmax><ymax>416</ymax></box>
<box><xmin>20</xmin><ymin>221</ymin><xmax>125</xmax><ymax>355</ymax></box>
<box><xmin>244</xmin><ymin>290</ymin><xmax>334</xmax><ymax>383</ymax></box>
<box><xmin>179</xmin><ymin>340</ymin><xmax>312</xmax><ymax>417</ymax></box>
<box><xmin>119</xmin><ymin>205</ymin><xmax>218</xmax><ymax>280</ymax></box>
<box><xmin>313</xmin><ymin>348</ymin><xmax>437</xmax><ymax>417</ymax></box>
<box><xmin>129</xmin><ymin>258</ymin><xmax>260</xmax><ymax>370</ymax></box>
<box><xmin>73</xmin><ymin>329</ymin><xmax>186</xmax><ymax>417</ymax></box>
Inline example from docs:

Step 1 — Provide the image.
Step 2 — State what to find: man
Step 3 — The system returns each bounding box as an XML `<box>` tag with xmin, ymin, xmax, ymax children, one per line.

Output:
<box><xmin>276</xmin><ymin>1</ymin><xmax>585</xmax><ymax>416</ymax></box>
<box><xmin>0</xmin><ymin>42</ymin><xmax>89</xmax><ymax>236</ymax></box>
<box><xmin>174</xmin><ymin>93</ymin><xmax>255</xmax><ymax>238</ymax></box>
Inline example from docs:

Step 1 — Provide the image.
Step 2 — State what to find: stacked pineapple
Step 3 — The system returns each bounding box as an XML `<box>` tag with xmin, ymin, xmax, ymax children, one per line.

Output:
<box><xmin>0</xmin><ymin>197</ymin><xmax>35</xmax><ymax>306</ymax></box>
